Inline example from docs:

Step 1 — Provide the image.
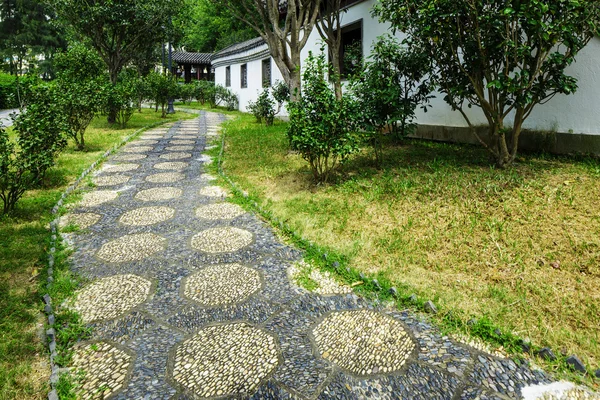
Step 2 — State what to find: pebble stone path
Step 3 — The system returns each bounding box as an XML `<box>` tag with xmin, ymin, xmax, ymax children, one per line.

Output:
<box><xmin>60</xmin><ymin>112</ymin><xmax>598</xmax><ymax>400</ymax></box>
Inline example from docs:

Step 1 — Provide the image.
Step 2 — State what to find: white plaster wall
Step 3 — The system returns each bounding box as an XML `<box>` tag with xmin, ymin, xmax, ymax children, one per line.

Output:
<box><xmin>415</xmin><ymin>36</ymin><xmax>600</xmax><ymax>134</ymax></box>
<box><xmin>521</xmin><ymin>37</ymin><xmax>600</xmax><ymax>135</ymax></box>
<box><xmin>214</xmin><ymin>44</ymin><xmax>285</xmax><ymax>113</ymax></box>
<box><xmin>213</xmin><ymin>0</ymin><xmax>600</xmax><ymax>135</ymax></box>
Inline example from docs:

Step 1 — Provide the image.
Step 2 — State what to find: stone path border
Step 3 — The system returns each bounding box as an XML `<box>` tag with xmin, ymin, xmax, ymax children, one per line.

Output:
<box><xmin>43</xmin><ymin>119</ymin><xmax>177</xmax><ymax>400</ymax></box>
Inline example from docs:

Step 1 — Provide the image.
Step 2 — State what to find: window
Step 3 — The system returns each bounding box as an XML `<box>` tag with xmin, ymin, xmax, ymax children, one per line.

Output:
<box><xmin>240</xmin><ymin>64</ymin><xmax>248</xmax><ymax>88</ymax></box>
<box><xmin>262</xmin><ymin>58</ymin><xmax>272</xmax><ymax>87</ymax></box>
<box><xmin>225</xmin><ymin>66</ymin><xmax>231</xmax><ymax>87</ymax></box>
<box><xmin>339</xmin><ymin>20</ymin><xmax>363</xmax><ymax>78</ymax></box>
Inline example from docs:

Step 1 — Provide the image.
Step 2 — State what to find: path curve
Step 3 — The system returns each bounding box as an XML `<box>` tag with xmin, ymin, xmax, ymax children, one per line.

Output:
<box><xmin>60</xmin><ymin>112</ymin><xmax>596</xmax><ymax>400</ymax></box>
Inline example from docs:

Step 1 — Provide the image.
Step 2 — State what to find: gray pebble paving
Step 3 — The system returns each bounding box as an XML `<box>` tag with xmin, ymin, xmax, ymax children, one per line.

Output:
<box><xmin>61</xmin><ymin>112</ymin><xmax>580</xmax><ymax>399</ymax></box>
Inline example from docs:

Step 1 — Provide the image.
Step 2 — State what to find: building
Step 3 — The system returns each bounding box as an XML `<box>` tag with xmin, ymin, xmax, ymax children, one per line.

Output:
<box><xmin>172</xmin><ymin>51</ymin><xmax>213</xmax><ymax>83</ymax></box>
<box><xmin>210</xmin><ymin>0</ymin><xmax>600</xmax><ymax>154</ymax></box>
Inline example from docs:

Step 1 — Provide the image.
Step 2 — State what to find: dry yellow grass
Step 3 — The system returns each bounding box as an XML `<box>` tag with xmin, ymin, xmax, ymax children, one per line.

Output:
<box><xmin>221</xmin><ymin>115</ymin><xmax>600</xmax><ymax>372</ymax></box>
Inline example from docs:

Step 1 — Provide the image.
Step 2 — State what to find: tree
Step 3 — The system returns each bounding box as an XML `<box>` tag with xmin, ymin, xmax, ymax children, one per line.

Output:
<box><xmin>315</xmin><ymin>0</ymin><xmax>344</xmax><ymax>99</ymax></box>
<box><xmin>216</xmin><ymin>0</ymin><xmax>320</xmax><ymax>96</ymax></box>
<box><xmin>147</xmin><ymin>72</ymin><xmax>179</xmax><ymax>118</ymax></box>
<box><xmin>1</xmin><ymin>82</ymin><xmax>70</xmax><ymax>213</ymax></box>
<box><xmin>182</xmin><ymin>0</ymin><xmax>256</xmax><ymax>52</ymax></box>
<box><xmin>350</xmin><ymin>35</ymin><xmax>433</xmax><ymax>165</ymax></box>
<box><xmin>287</xmin><ymin>50</ymin><xmax>360</xmax><ymax>183</ymax></box>
<box><xmin>55</xmin><ymin>44</ymin><xmax>107</xmax><ymax>150</ymax></box>
<box><xmin>0</xmin><ymin>0</ymin><xmax>67</xmax><ymax>76</ymax></box>
<box><xmin>50</xmin><ymin>0</ymin><xmax>186</xmax><ymax>121</ymax></box>
<box><xmin>375</xmin><ymin>0</ymin><xmax>600</xmax><ymax>167</ymax></box>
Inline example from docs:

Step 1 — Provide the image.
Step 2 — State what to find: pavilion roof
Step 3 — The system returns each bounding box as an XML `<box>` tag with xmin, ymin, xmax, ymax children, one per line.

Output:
<box><xmin>172</xmin><ymin>52</ymin><xmax>212</xmax><ymax>64</ymax></box>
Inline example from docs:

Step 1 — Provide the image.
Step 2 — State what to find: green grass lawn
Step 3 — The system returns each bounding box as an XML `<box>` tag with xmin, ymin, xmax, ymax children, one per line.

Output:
<box><xmin>209</xmin><ymin>110</ymin><xmax>600</xmax><ymax>385</ymax></box>
<box><xmin>0</xmin><ymin>109</ymin><xmax>192</xmax><ymax>400</ymax></box>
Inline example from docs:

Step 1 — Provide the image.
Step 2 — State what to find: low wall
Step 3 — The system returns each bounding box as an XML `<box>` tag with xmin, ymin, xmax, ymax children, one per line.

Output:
<box><xmin>412</xmin><ymin>125</ymin><xmax>600</xmax><ymax>156</ymax></box>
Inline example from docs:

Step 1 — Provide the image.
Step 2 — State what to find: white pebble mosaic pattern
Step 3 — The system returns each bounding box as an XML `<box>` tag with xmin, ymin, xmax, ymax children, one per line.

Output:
<box><xmin>72</xmin><ymin>342</ymin><xmax>132</xmax><ymax>400</ymax></box>
<box><xmin>153</xmin><ymin>162</ymin><xmax>188</xmax><ymax>171</ymax></box>
<box><xmin>59</xmin><ymin>116</ymin><xmax>566</xmax><ymax>399</ymax></box>
<box><xmin>313</xmin><ymin>310</ymin><xmax>415</xmax><ymax>376</ymax></box>
<box><xmin>113</xmin><ymin>154</ymin><xmax>146</xmax><ymax>162</ymax></box>
<box><xmin>134</xmin><ymin>187</ymin><xmax>182</xmax><ymax>202</ymax></box>
<box><xmin>71</xmin><ymin>274</ymin><xmax>152</xmax><ymax>323</ymax></box>
<box><xmin>129</xmin><ymin>140</ymin><xmax>158</xmax><ymax>146</ymax></box>
<box><xmin>195</xmin><ymin>203</ymin><xmax>245</xmax><ymax>220</ymax></box>
<box><xmin>171</xmin><ymin>323</ymin><xmax>279</xmax><ymax>398</ymax></box>
<box><xmin>190</xmin><ymin>227</ymin><xmax>253</xmax><ymax>253</ymax></box>
<box><xmin>170</xmin><ymin>139</ymin><xmax>195</xmax><ymax>145</ymax></box>
<box><xmin>93</xmin><ymin>174</ymin><xmax>130</xmax><ymax>187</ymax></box>
<box><xmin>199</xmin><ymin>173</ymin><xmax>216</xmax><ymax>182</ymax></box>
<box><xmin>183</xmin><ymin>264</ymin><xmax>262</xmax><ymax>306</ymax></box>
<box><xmin>288</xmin><ymin>261</ymin><xmax>352</xmax><ymax>295</ymax></box>
<box><xmin>59</xmin><ymin>213</ymin><xmax>101</xmax><ymax>230</ymax></box>
<box><xmin>198</xmin><ymin>155</ymin><xmax>212</xmax><ymax>164</ymax></box>
<box><xmin>119</xmin><ymin>206</ymin><xmax>175</xmax><ymax>226</ymax></box>
<box><xmin>165</xmin><ymin>145</ymin><xmax>194</xmax><ymax>152</ymax></box>
<box><xmin>79</xmin><ymin>191</ymin><xmax>118</xmax><ymax>207</ymax></box>
<box><xmin>102</xmin><ymin>163</ymin><xmax>139</xmax><ymax>173</ymax></box>
<box><xmin>96</xmin><ymin>233</ymin><xmax>166</xmax><ymax>263</ymax></box>
<box><xmin>123</xmin><ymin>146</ymin><xmax>153</xmax><ymax>153</ymax></box>
<box><xmin>159</xmin><ymin>152</ymin><xmax>191</xmax><ymax>160</ymax></box>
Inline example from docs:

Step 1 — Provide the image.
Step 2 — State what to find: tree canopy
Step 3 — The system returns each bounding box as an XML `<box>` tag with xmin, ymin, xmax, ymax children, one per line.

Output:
<box><xmin>216</xmin><ymin>0</ymin><xmax>321</xmax><ymax>96</ymax></box>
<box><xmin>181</xmin><ymin>0</ymin><xmax>255</xmax><ymax>53</ymax></box>
<box><xmin>0</xmin><ymin>0</ymin><xmax>67</xmax><ymax>77</ymax></box>
<box><xmin>375</xmin><ymin>0</ymin><xmax>600</xmax><ymax>167</ymax></box>
<box><xmin>50</xmin><ymin>0</ymin><xmax>187</xmax><ymax>84</ymax></box>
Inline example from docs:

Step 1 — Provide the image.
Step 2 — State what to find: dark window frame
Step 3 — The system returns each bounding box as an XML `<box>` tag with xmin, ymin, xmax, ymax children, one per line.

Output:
<box><xmin>339</xmin><ymin>19</ymin><xmax>363</xmax><ymax>80</ymax></box>
<box><xmin>262</xmin><ymin>58</ymin><xmax>272</xmax><ymax>88</ymax></box>
<box><xmin>240</xmin><ymin>63</ymin><xmax>248</xmax><ymax>88</ymax></box>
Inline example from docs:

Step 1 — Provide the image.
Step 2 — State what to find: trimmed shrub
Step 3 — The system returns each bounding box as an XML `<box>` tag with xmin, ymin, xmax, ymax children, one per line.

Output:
<box><xmin>147</xmin><ymin>72</ymin><xmax>179</xmax><ymax>117</ymax></box>
<box><xmin>247</xmin><ymin>88</ymin><xmax>275</xmax><ymax>125</ymax></box>
<box><xmin>349</xmin><ymin>35</ymin><xmax>433</xmax><ymax>165</ymax></box>
<box><xmin>0</xmin><ymin>73</ymin><xmax>18</xmax><ymax>110</ymax></box>
<box><xmin>271</xmin><ymin>80</ymin><xmax>290</xmax><ymax>115</ymax></box>
<box><xmin>194</xmin><ymin>80</ymin><xmax>212</xmax><ymax>105</ymax></box>
<box><xmin>1</xmin><ymin>84</ymin><xmax>70</xmax><ymax>213</ymax></box>
<box><xmin>55</xmin><ymin>45</ymin><xmax>107</xmax><ymax>148</ymax></box>
<box><xmin>286</xmin><ymin>50</ymin><xmax>360</xmax><ymax>183</ymax></box>
<box><xmin>179</xmin><ymin>84</ymin><xmax>196</xmax><ymax>105</ymax></box>
<box><xmin>204</xmin><ymin>83</ymin><xmax>238</xmax><ymax>110</ymax></box>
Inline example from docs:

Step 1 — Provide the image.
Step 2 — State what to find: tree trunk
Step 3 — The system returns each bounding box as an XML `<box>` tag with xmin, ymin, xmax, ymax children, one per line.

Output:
<box><xmin>107</xmin><ymin>69</ymin><xmax>119</xmax><ymax>124</ymax></box>
<box><xmin>508</xmin><ymin>108</ymin><xmax>526</xmax><ymax>165</ymax></box>
<box><xmin>272</xmin><ymin>55</ymin><xmax>301</xmax><ymax>100</ymax></box>
<box><xmin>493</xmin><ymin>120</ymin><xmax>511</xmax><ymax>168</ymax></box>
<box><xmin>331</xmin><ymin>55</ymin><xmax>342</xmax><ymax>101</ymax></box>
<box><xmin>289</xmin><ymin>70</ymin><xmax>301</xmax><ymax>101</ymax></box>
<box><xmin>78</xmin><ymin>130</ymin><xmax>85</xmax><ymax>151</ymax></box>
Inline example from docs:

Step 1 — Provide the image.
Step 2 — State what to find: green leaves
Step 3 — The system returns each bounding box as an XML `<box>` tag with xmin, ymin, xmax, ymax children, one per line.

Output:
<box><xmin>348</xmin><ymin>35</ymin><xmax>433</xmax><ymax>165</ymax></box>
<box><xmin>1</xmin><ymin>81</ymin><xmax>70</xmax><ymax>213</ymax></box>
<box><xmin>247</xmin><ymin>88</ymin><xmax>276</xmax><ymax>126</ymax></box>
<box><xmin>287</xmin><ymin>50</ymin><xmax>360</xmax><ymax>183</ymax></box>
<box><xmin>50</xmin><ymin>0</ymin><xmax>186</xmax><ymax>87</ymax></box>
<box><xmin>374</xmin><ymin>0</ymin><xmax>600</xmax><ymax>166</ymax></box>
<box><xmin>147</xmin><ymin>72</ymin><xmax>179</xmax><ymax>117</ymax></box>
